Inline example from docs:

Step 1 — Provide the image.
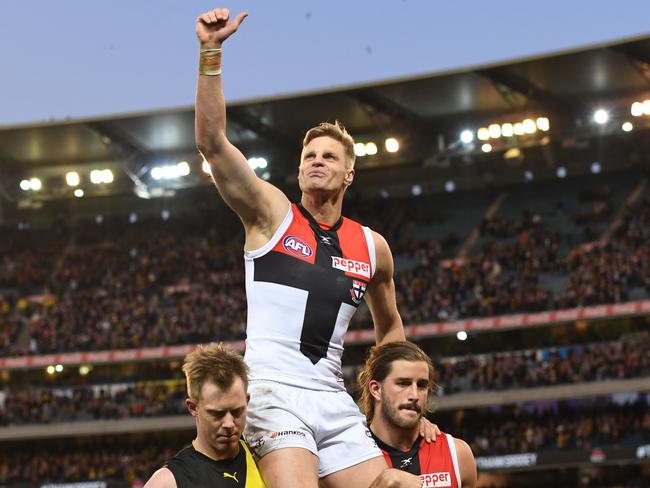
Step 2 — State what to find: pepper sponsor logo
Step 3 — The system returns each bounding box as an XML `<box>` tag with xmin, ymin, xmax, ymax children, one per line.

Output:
<box><xmin>283</xmin><ymin>236</ymin><xmax>313</xmax><ymax>257</ymax></box>
<box><xmin>332</xmin><ymin>256</ymin><xmax>370</xmax><ymax>278</ymax></box>
<box><xmin>420</xmin><ymin>472</ymin><xmax>452</xmax><ymax>488</ymax></box>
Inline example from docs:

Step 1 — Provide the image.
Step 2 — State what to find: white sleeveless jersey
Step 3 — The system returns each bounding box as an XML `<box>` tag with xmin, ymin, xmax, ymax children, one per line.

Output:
<box><xmin>243</xmin><ymin>203</ymin><xmax>376</xmax><ymax>391</ymax></box>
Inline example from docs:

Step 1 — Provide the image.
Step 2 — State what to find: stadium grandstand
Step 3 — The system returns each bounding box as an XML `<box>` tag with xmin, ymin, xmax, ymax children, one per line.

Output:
<box><xmin>2</xmin><ymin>34</ymin><xmax>650</xmax><ymax>488</ymax></box>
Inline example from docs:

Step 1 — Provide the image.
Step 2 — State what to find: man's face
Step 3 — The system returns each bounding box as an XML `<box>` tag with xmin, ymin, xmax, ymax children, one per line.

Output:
<box><xmin>377</xmin><ymin>360</ymin><xmax>430</xmax><ymax>429</ymax></box>
<box><xmin>298</xmin><ymin>136</ymin><xmax>354</xmax><ymax>194</ymax></box>
<box><xmin>187</xmin><ymin>377</ymin><xmax>248</xmax><ymax>459</ymax></box>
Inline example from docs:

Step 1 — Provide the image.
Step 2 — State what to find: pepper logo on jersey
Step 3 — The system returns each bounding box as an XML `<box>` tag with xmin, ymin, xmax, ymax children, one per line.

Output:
<box><xmin>283</xmin><ymin>235</ymin><xmax>313</xmax><ymax>257</ymax></box>
<box><xmin>350</xmin><ymin>280</ymin><xmax>367</xmax><ymax>304</ymax></box>
<box><xmin>332</xmin><ymin>256</ymin><xmax>371</xmax><ymax>278</ymax></box>
<box><xmin>420</xmin><ymin>472</ymin><xmax>452</xmax><ymax>488</ymax></box>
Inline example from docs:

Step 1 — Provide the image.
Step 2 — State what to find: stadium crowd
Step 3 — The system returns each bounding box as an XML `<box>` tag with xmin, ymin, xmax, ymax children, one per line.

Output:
<box><xmin>453</xmin><ymin>400</ymin><xmax>650</xmax><ymax>456</ymax></box>
<box><xmin>0</xmin><ymin>192</ymin><xmax>648</xmax><ymax>356</ymax></box>
<box><xmin>3</xmin><ymin>336</ymin><xmax>648</xmax><ymax>426</ymax></box>
<box><xmin>1</xmin><ymin>401</ymin><xmax>648</xmax><ymax>485</ymax></box>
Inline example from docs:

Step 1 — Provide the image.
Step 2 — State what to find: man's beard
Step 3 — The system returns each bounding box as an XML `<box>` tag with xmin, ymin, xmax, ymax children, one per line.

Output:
<box><xmin>380</xmin><ymin>390</ymin><xmax>422</xmax><ymax>429</ymax></box>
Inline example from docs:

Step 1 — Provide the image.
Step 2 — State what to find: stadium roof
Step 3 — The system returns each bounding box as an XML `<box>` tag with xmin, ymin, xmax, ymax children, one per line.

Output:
<box><xmin>2</xmin><ymin>35</ymin><xmax>650</xmax><ymax>204</ymax></box>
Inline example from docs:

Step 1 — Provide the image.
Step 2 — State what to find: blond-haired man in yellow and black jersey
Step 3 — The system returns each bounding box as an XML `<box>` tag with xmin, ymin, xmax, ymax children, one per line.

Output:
<box><xmin>144</xmin><ymin>344</ymin><xmax>266</xmax><ymax>488</ymax></box>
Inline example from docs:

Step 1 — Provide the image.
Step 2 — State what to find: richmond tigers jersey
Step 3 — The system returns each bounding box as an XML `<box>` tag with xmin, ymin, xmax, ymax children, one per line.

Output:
<box><xmin>166</xmin><ymin>440</ymin><xmax>266</xmax><ymax>488</ymax></box>
<box><xmin>374</xmin><ymin>432</ymin><xmax>462</xmax><ymax>488</ymax></box>
<box><xmin>244</xmin><ymin>203</ymin><xmax>376</xmax><ymax>391</ymax></box>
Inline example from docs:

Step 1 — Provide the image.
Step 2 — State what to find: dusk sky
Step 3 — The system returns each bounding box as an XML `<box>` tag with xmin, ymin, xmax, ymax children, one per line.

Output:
<box><xmin>1</xmin><ymin>0</ymin><xmax>649</xmax><ymax>126</ymax></box>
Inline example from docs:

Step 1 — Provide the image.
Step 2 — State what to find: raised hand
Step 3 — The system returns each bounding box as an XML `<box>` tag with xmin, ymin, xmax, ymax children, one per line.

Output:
<box><xmin>196</xmin><ymin>7</ymin><xmax>248</xmax><ymax>48</ymax></box>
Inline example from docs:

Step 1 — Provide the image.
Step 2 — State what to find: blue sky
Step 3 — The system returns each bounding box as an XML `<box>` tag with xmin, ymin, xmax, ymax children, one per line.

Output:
<box><xmin>1</xmin><ymin>0</ymin><xmax>649</xmax><ymax>125</ymax></box>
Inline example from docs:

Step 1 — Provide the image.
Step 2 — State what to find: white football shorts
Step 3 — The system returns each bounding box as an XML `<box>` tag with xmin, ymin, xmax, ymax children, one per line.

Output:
<box><xmin>244</xmin><ymin>380</ymin><xmax>383</xmax><ymax>478</ymax></box>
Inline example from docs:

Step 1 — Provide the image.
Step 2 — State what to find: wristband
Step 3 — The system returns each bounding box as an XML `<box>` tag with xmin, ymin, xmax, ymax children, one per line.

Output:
<box><xmin>199</xmin><ymin>48</ymin><xmax>222</xmax><ymax>76</ymax></box>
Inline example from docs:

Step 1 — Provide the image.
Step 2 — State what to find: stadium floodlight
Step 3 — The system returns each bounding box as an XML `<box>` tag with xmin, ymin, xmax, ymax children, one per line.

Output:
<box><xmin>29</xmin><ymin>177</ymin><xmax>42</xmax><ymax>191</ymax></box>
<box><xmin>54</xmin><ymin>364</ymin><xmax>64</xmax><ymax>373</ymax></box>
<box><xmin>445</xmin><ymin>180</ymin><xmax>455</xmax><ymax>193</ymax></box>
<box><xmin>90</xmin><ymin>169</ymin><xmax>103</xmax><ymax>184</ymax></box>
<box><xmin>202</xmin><ymin>159</ymin><xmax>212</xmax><ymax>174</ymax></box>
<box><xmin>74</xmin><ymin>189</ymin><xmax>84</xmax><ymax>198</ymax></box>
<box><xmin>477</xmin><ymin>128</ymin><xmax>490</xmax><ymax>141</ymax></box>
<box><xmin>161</xmin><ymin>209</ymin><xmax>170</xmax><ymax>221</ymax></box>
<box><xmin>151</xmin><ymin>167</ymin><xmax>163</xmax><ymax>180</ymax></box>
<box><xmin>379</xmin><ymin>189</ymin><xmax>390</xmax><ymax>199</ymax></box>
<box><xmin>176</xmin><ymin>161</ymin><xmax>191</xmax><ymax>176</ymax></box>
<box><xmin>354</xmin><ymin>142</ymin><xmax>367</xmax><ymax>157</ymax></box>
<box><xmin>536</xmin><ymin>117</ymin><xmax>550</xmax><ymax>132</ymax></box>
<box><xmin>411</xmin><ymin>184</ymin><xmax>422</xmax><ymax>196</ymax></box>
<box><xmin>644</xmin><ymin>100</ymin><xmax>650</xmax><ymax>115</ymax></box>
<box><xmin>524</xmin><ymin>170</ymin><xmax>534</xmax><ymax>182</ymax></box>
<box><xmin>488</xmin><ymin>124</ymin><xmax>501</xmax><ymax>139</ymax></box>
<box><xmin>504</xmin><ymin>147</ymin><xmax>522</xmax><ymax>160</ymax></box>
<box><xmin>129</xmin><ymin>212</ymin><xmax>138</xmax><ymax>224</ymax></box>
<box><xmin>91</xmin><ymin>169</ymin><xmax>114</xmax><ymax>184</ymax></box>
<box><xmin>261</xmin><ymin>171</ymin><xmax>271</xmax><ymax>181</ymax></box>
<box><xmin>501</xmin><ymin>123</ymin><xmax>514</xmax><ymax>137</ymax></box>
<box><xmin>593</xmin><ymin>109</ymin><xmax>609</xmax><ymax>124</ymax></box>
<box><xmin>385</xmin><ymin>137</ymin><xmax>400</xmax><ymax>153</ymax></box>
<box><xmin>79</xmin><ymin>365</ymin><xmax>91</xmax><ymax>376</ymax></box>
<box><xmin>247</xmin><ymin>157</ymin><xmax>268</xmax><ymax>170</ymax></box>
<box><xmin>95</xmin><ymin>214</ymin><xmax>104</xmax><ymax>224</ymax></box>
<box><xmin>622</xmin><ymin>121</ymin><xmax>633</xmax><ymax>132</ymax></box>
<box><xmin>481</xmin><ymin>143</ymin><xmax>492</xmax><ymax>153</ymax></box>
<box><xmin>522</xmin><ymin>119</ymin><xmax>537</xmax><ymax>134</ymax></box>
<box><xmin>65</xmin><ymin>171</ymin><xmax>80</xmax><ymax>187</ymax></box>
<box><xmin>591</xmin><ymin>162</ymin><xmax>601</xmax><ymax>174</ymax></box>
<box><xmin>102</xmin><ymin>169</ymin><xmax>114</xmax><ymax>183</ymax></box>
<box><xmin>460</xmin><ymin>130</ymin><xmax>474</xmax><ymax>144</ymax></box>
<box><xmin>630</xmin><ymin>102</ymin><xmax>643</xmax><ymax>117</ymax></box>
<box><xmin>19</xmin><ymin>179</ymin><xmax>31</xmax><ymax>191</ymax></box>
<box><xmin>365</xmin><ymin>142</ymin><xmax>378</xmax><ymax>155</ymax></box>
<box><xmin>556</xmin><ymin>166</ymin><xmax>567</xmax><ymax>178</ymax></box>
<box><xmin>513</xmin><ymin>122</ymin><xmax>525</xmax><ymax>136</ymax></box>
<box><xmin>46</xmin><ymin>365</ymin><xmax>55</xmax><ymax>375</ymax></box>
<box><xmin>456</xmin><ymin>330</ymin><xmax>468</xmax><ymax>341</ymax></box>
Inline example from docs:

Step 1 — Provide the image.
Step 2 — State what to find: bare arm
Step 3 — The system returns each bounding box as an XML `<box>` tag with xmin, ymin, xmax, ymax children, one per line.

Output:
<box><xmin>195</xmin><ymin>8</ymin><xmax>288</xmax><ymax>242</ymax></box>
<box><xmin>143</xmin><ymin>467</ymin><xmax>177</xmax><ymax>488</ymax></box>
<box><xmin>364</xmin><ymin>231</ymin><xmax>405</xmax><ymax>345</ymax></box>
<box><xmin>454</xmin><ymin>438</ymin><xmax>478</xmax><ymax>488</ymax></box>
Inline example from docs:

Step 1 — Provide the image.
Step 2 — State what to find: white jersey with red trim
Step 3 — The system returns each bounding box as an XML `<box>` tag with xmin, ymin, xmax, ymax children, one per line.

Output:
<box><xmin>243</xmin><ymin>203</ymin><xmax>376</xmax><ymax>391</ymax></box>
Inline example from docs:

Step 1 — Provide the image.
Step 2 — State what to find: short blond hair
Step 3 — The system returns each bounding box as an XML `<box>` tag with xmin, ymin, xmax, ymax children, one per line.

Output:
<box><xmin>303</xmin><ymin>121</ymin><xmax>356</xmax><ymax>169</ymax></box>
<box><xmin>182</xmin><ymin>343</ymin><xmax>248</xmax><ymax>402</ymax></box>
<box><xmin>357</xmin><ymin>341</ymin><xmax>436</xmax><ymax>424</ymax></box>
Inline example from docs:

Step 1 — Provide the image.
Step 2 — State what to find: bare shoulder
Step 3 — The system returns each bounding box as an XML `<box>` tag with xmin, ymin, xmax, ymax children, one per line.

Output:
<box><xmin>370</xmin><ymin>230</ymin><xmax>393</xmax><ymax>279</ymax></box>
<box><xmin>453</xmin><ymin>438</ymin><xmax>477</xmax><ymax>488</ymax></box>
<box><xmin>143</xmin><ymin>467</ymin><xmax>177</xmax><ymax>488</ymax></box>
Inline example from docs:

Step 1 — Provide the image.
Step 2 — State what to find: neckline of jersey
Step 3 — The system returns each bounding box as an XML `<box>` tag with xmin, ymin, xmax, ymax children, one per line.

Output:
<box><xmin>296</xmin><ymin>203</ymin><xmax>344</xmax><ymax>232</ymax></box>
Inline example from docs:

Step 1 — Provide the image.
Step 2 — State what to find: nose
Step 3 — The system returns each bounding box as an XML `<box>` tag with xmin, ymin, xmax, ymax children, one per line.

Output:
<box><xmin>221</xmin><ymin>412</ymin><xmax>235</xmax><ymax>431</ymax></box>
<box><xmin>407</xmin><ymin>383</ymin><xmax>419</xmax><ymax>401</ymax></box>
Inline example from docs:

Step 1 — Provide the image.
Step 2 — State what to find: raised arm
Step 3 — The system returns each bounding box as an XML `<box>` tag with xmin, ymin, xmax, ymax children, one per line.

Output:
<box><xmin>364</xmin><ymin>231</ymin><xmax>405</xmax><ymax>345</ymax></box>
<box><xmin>195</xmin><ymin>8</ymin><xmax>288</xmax><ymax>244</ymax></box>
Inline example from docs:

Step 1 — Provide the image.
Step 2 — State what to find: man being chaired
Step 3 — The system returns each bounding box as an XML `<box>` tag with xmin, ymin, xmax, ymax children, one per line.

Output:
<box><xmin>194</xmin><ymin>7</ymin><xmax>438</xmax><ymax>488</ymax></box>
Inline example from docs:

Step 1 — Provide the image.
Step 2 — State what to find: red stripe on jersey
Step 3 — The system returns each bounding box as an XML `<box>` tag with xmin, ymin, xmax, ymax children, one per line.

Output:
<box><xmin>270</xmin><ymin>205</ymin><xmax>318</xmax><ymax>264</ymax></box>
<box><xmin>337</xmin><ymin>217</ymin><xmax>372</xmax><ymax>280</ymax></box>
<box><xmin>380</xmin><ymin>450</ymin><xmax>394</xmax><ymax>469</ymax></box>
<box><xmin>418</xmin><ymin>434</ymin><xmax>460</xmax><ymax>488</ymax></box>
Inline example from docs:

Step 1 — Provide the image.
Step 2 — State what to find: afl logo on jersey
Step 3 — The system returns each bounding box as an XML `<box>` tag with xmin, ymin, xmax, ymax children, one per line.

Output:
<box><xmin>283</xmin><ymin>235</ymin><xmax>313</xmax><ymax>257</ymax></box>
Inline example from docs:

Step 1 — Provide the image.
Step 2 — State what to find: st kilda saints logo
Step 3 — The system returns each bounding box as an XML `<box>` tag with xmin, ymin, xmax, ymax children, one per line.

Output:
<box><xmin>350</xmin><ymin>279</ymin><xmax>367</xmax><ymax>304</ymax></box>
